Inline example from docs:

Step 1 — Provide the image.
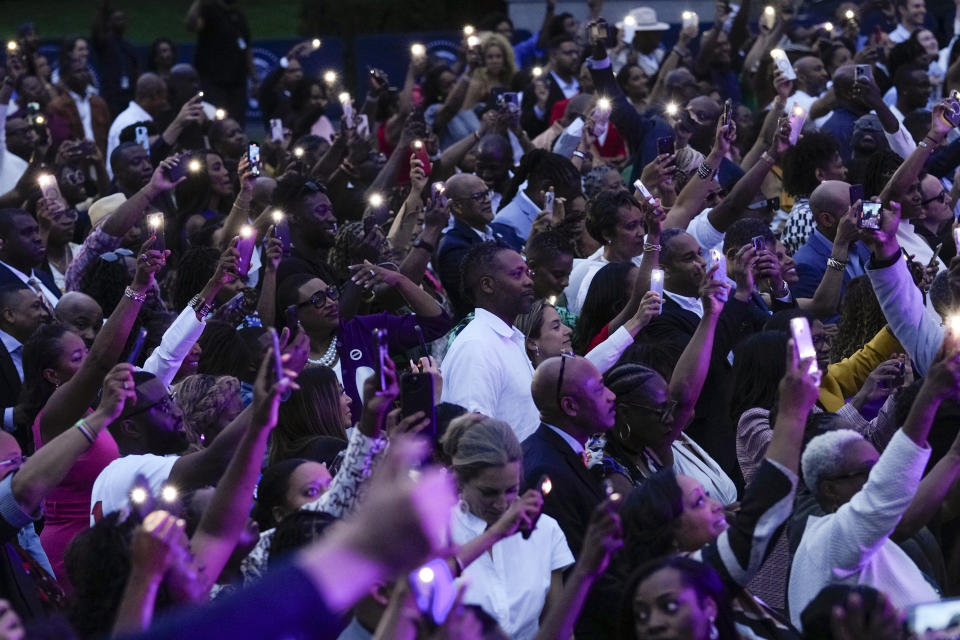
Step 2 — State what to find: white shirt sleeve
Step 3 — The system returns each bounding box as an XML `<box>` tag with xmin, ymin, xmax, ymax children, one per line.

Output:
<box><xmin>584</xmin><ymin>325</ymin><xmax>634</xmax><ymax>374</ymax></box>
<box><xmin>141</xmin><ymin>305</ymin><xmax>206</xmax><ymax>387</ymax></box>
<box><xmin>884</xmin><ymin>122</ymin><xmax>917</xmax><ymax>158</ymax></box>
<box><xmin>687</xmin><ymin>209</ymin><xmax>725</xmax><ymax>250</ymax></box>
<box><xmin>546</xmin><ymin>516</ymin><xmax>575</xmax><ymax>571</ymax></box>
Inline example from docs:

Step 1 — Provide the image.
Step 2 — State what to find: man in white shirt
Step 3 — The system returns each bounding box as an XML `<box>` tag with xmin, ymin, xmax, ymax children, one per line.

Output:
<box><xmin>441</xmin><ymin>243</ymin><xmax>540</xmax><ymax>441</ymax></box>
<box><xmin>106</xmin><ymin>73</ymin><xmax>170</xmax><ymax>175</ymax></box>
<box><xmin>889</xmin><ymin>0</ymin><xmax>927</xmax><ymax>42</ymax></box>
<box><xmin>785</xmin><ymin>57</ymin><xmax>831</xmax><ymax>127</ymax></box>
<box><xmin>0</xmin><ymin>284</ymin><xmax>48</xmax><ymax>433</ymax></box>
<box><xmin>0</xmin><ymin>76</ymin><xmax>30</xmax><ymax>196</ymax></box>
<box><xmin>789</xmin><ymin>350</ymin><xmax>960</xmax><ymax>626</ymax></box>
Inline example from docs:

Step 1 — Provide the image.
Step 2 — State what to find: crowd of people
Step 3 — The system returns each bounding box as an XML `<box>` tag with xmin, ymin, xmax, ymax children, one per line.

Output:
<box><xmin>3</xmin><ymin>0</ymin><xmax>960</xmax><ymax>637</ymax></box>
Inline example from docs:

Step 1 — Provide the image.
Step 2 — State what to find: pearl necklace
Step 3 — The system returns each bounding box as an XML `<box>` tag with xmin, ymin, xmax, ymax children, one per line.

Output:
<box><xmin>307</xmin><ymin>336</ymin><xmax>339</xmax><ymax>367</ymax></box>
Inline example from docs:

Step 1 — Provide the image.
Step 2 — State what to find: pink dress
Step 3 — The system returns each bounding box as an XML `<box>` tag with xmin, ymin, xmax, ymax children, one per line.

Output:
<box><xmin>32</xmin><ymin>411</ymin><xmax>119</xmax><ymax>589</ymax></box>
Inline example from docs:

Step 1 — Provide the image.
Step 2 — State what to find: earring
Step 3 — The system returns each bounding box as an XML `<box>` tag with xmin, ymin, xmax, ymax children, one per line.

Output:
<box><xmin>619</xmin><ymin>422</ymin><xmax>632</xmax><ymax>440</ymax></box>
<box><xmin>709</xmin><ymin>617</ymin><xmax>719</xmax><ymax>640</ymax></box>
<box><xmin>534</xmin><ymin>344</ymin><xmax>541</xmax><ymax>357</ymax></box>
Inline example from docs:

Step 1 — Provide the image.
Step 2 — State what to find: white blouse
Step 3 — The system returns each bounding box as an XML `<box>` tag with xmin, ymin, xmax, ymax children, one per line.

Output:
<box><xmin>451</xmin><ymin>502</ymin><xmax>574</xmax><ymax>640</ymax></box>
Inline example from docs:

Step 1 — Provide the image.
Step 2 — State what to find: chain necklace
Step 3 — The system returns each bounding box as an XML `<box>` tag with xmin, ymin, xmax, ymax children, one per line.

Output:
<box><xmin>307</xmin><ymin>335</ymin><xmax>339</xmax><ymax>367</ymax></box>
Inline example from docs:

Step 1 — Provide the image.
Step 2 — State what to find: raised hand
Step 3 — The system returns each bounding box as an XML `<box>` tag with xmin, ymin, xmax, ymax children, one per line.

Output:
<box><xmin>132</xmin><ymin>236</ymin><xmax>169</xmax><ymax>290</ymax></box>
<box><xmin>576</xmin><ymin>498</ymin><xmax>624</xmax><ymax>578</ymax></box>
<box><xmin>129</xmin><ymin>510</ymin><xmax>188</xmax><ymax>582</ymax></box>
<box><xmin>490</xmin><ymin>489</ymin><xmax>544</xmax><ymax>539</ymax></box>
<box><xmin>97</xmin><ymin>363</ymin><xmax>138</xmax><ymax>421</ymax></box>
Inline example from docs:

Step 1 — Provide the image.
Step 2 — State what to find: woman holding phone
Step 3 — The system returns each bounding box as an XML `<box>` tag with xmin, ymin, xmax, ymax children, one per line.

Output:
<box><xmin>276</xmin><ymin>265</ymin><xmax>450</xmax><ymax>424</ymax></box>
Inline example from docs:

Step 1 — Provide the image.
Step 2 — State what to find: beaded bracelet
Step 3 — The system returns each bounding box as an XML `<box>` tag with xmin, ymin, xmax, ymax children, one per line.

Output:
<box><xmin>124</xmin><ymin>286</ymin><xmax>146</xmax><ymax>303</ymax></box>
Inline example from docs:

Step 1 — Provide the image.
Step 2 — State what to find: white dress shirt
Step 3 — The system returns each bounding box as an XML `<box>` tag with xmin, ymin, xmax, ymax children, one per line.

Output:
<box><xmin>0</xmin><ymin>260</ymin><xmax>59</xmax><ymax>309</ymax></box>
<box><xmin>441</xmin><ymin>308</ymin><xmax>540</xmax><ymax>442</ymax></box>
<box><xmin>550</xmin><ymin>71</ymin><xmax>580</xmax><ymax>99</ymax></box>
<box><xmin>0</xmin><ymin>104</ymin><xmax>28</xmax><ymax>196</ymax></box>
<box><xmin>67</xmin><ymin>87</ymin><xmax>97</xmax><ymax>142</ymax></box>
<box><xmin>141</xmin><ymin>305</ymin><xmax>206</xmax><ymax>387</ymax></box>
<box><xmin>563</xmin><ymin>247</ymin><xmax>644</xmax><ymax>315</ymax></box>
<box><xmin>788</xmin><ymin>429</ymin><xmax>938</xmax><ymax>628</ymax></box>
<box><xmin>107</xmin><ymin>101</ymin><xmax>153</xmax><ymax>178</ymax></box>
<box><xmin>888</xmin><ymin>23</ymin><xmax>912</xmax><ymax>43</ymax></box>
<box><xmin>451</xmin><ymin>502</ymin><xmax>574</xmax><ymax>640</ymax></box>
<box><xmin>0</xmin><ymin>328</ymin><xmax>22</xmax><ymax>431</ymax></box>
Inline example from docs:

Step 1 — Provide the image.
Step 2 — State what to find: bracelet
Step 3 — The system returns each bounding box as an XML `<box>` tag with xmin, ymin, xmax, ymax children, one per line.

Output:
<box><xmin>124</xmin><ymin>286</ymin><xmax>146</xmax><ymax>303</ymax></box>
<box><xmin>643</xmin><ymin>242</ymin><xmax>662</xmax><ymax>252</ymax></box>
<box><xmin>826</xmin><ymin>257</ymin><xmax>848</xmax><ymax>271</ymax></box>
<box><xmin>773</xmin><ymin>282</ymin><xmax>790</xmax><ymax>298</ymax></box>
<box><xmin>572</xmin><ymin>149</ymin><xmax>586</xmax><ymax>159</ymax></box>
<box><xmin>75</xmin><ymin>419</ymin><xmax>96</xmax><ymax>445</ymax></box>
<box><xmin>760</xmin><ymin>151</ymin><xmax>776</xmax><ymax>165</ymax></box>
<box><xmin>697</xmin><ymin>161</ymin><xmax>715</xmax><ymax>180</ymax></box>
<box><xmin>188</xmin><ymin>293</ymin><xmax>213</xmax><ymax>318</ymax></box>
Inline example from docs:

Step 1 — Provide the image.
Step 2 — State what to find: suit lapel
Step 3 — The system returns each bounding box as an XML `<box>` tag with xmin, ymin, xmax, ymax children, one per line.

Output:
<box><xmin>538</xmin><ymin>425</ymin><xmax>604</xmax><ymax>500</ymax></box>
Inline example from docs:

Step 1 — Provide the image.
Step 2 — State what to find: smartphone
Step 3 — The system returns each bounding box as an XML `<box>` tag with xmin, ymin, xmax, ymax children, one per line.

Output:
<box><xmin>760</xmin><ymin>6</ymin><xmax>776</xmax><ymax>30</ymax></box>
<box><xmin>858</xmin><ymin>202</ymin><xmax>882</xmax><ymax>229</ymax></box>
<box><xmin>788</xmin><ymin>104</ymin><xmax>806</xmax><ymax>145</ymax></box>
<box><xmin>650</xmin><ymin>268</ymin><xmax>664</xmax><ymax>314</ymax></box>
<box><xmin>543</xmin><ymin>187</ymin><xmax>555</xmax><ymax>213</ymax></box>
<box><xmin>790</xmin><ymin>316</ymin><xmax>821</xmax><ymax>378</ymax></box>
<box><xmin>286</xmin><ymin>305</ymin><xmax>299</xmax><ymax>339</ymax></box>
<box><xmin>770</xmin><ymin>49</ymin><xmax>796</xmax><ymax>81</ymax></box>
<box><xmin>166</xmin><ymin>154</ymin><xmax>189</xmax><ymax>183</ymax></box>
<box><xmin>126</xmin><ymin>328</ymin><xmax>148</xmax><ymax>364</ymax></box>
<box><xmin>268</xmin><ymin>328</ymin><xmax>284</xmax><ymax>383</ymax></box>
<box><xmin>409</xmin><ymin>558</ymin><xmax>457</xmax><ymax>626</ymax></box>
<box><xmin>340</xmin><ymin>93</ymin><xmax>354</xmax><ymax>127</ymax></box>
<box><xmin>411</xmin><ymin>139</ymin><xmax>432</xmax><ymax>176</ymax></box>
<box><xmin>147</xmin><ymin>213</ymin><xmax>165</xmax><ymax>252</ymax></box>
<box><xmin>374</xmin><ymin>328</ymin><xmax>388</xmax><ymax>390</ymax></box>
<box><xmin>944</xmin><ymin>90</ymin><xmax>960</xmax><ymax>128</ymax></box>
<box><xmin>248</xmin><ymin>143</ymin><xmax>261</xmax><ymax>178</ymax></box>
<box><xmin>633</xmin><ymin>178</ymin><xmax>656</xmax><ymax>205</ymax></box>
<box><xmin>520</xmin><ymin>475</ymin><xmax>552</xmax><ymax>539</ymax></box>
<box><xmin>589</xmin><ymin>21</ymin><xmax>608</xmax><ymax>41</ymax></box>
<box><xmin>269</xmin><ymin>118</ymin><xmax>284</xmax><ymax>143</ymax></box>
<box><xmin>709</xmin><ymin>248</ymin><xmax>727</xmax><ymax>282</ymax></box>
<box><xmin>929</xmin><ymin>242</ymin><xmax>943</xmax><ymax>269</ymax></box>
<box><xmin>401</xmin><ymin>372</ymin><xmax>437</xmax><ymax>438</ymax></box>
<box><xmin>855</xmin><ymin>64</ymin><xmax>873</xmax><ymax>83</ymax></box>
<box><xmin>37</xmin><ymin>173</ymin><xmax>61</xmax><ymax>201</ymax></box>
<box><xmin>682</xmin><ymin>11</ymin><xmax>699</xmax><ymax>29</ymax></box>
<box><xmin>496</xmin><ymin>92</ymin><xmax>521</xmax><ymax>114</ymax></box>
<box><xmin>657</xmin><ymin>136</ymin><xmax>675</xmax><ymax>156</ymax></box>
<box><xmin>849</xmin><ymin>184</ymin><xmax>864</xmax><ymax>218</ymax></box>
<box><xmin>721</xmin><ymin>99</ymin><xmax>733</xmax><ymax>126</ymax></box>
<box><xmin>235</xmin><ymin>225</ymin><xmax>257</xmax><ymax>279</ymax></box>
<box><xmin>906</xmin><ymin>598</ymin><xmax>960</xmax><ymax>635</ymax></box>
<box><xmin>430</xmin><ymin>181</ymin><xmax>448</xmax><ymax>209</ymax></box>
<box><xmin>135</xmin><ymin>125</ymin><xmax>150</xmax><ymax>153</ymax></box>
<box><xmin>752</xmin><ymin>236</ymin><xmax>766</xmax><ymax>252</ymax></box>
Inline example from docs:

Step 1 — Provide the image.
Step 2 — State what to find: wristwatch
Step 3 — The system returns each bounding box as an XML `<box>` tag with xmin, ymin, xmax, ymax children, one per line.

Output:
<box><xmin>412</xmin><ymin>238</ymin><xmax>435</xmax><ymax>254</ymax></box>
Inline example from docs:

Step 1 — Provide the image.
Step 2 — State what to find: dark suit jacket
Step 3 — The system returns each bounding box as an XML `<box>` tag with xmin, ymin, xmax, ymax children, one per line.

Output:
<box><xmin>435</xmin><ymin>219</ymin><xmax>523</xmax><ymax>320</ymax></box>
<box><xmin>637</xmin><ymin>295</ymin><xmax>753</xmax><ymax>490</ymax></box>
<box><xmin>0</xmin><ymin>265</ymin><xmax>60</xmax><ymax>302</ymax></box>
<box><xmin>522</xmin><ymin>423</ymin><xmax>604</xmax><ymax>558</ymax></box>
<box><xmin>520</xmin><ymin>74</ymin><xmax>568</xmax><ymax>139</ymax></box>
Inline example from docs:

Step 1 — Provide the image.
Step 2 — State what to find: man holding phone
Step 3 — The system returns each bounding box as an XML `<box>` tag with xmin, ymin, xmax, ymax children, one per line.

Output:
<box><xmin>106</xmin><ymin>73</ymin><xmax>169</xmax><ymax>171</ymax></box>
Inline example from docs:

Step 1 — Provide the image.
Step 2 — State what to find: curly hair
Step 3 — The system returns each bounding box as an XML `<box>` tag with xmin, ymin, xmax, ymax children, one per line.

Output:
<box><xmin>327</xmin><ymin>221</ymin><xmax>389</xmax><ymax>283</ymax></box>
<box><xmin>501</xmin><ymin>150</ymin><xmax>581</xmax><ymax>208</ymax></box>
<box><xmin>781</xmin><ymin>133</ymin><xmax>841</xmax><ymax>198</ymax></box>
<box><xmin>174</xmin><ymin>374</ymin><xmax>242</xmax><ymax>448</ymax></box>
<box><xmin>585</xmin><ymin>189</ymin><xmax>637</xmax><ymax>246</ymax></box>
<box><xmin>79</xmin><ymin>255</ymin><xmax>133</xmax><ymax>316</ymax></box>
<box><xmin>830</xmin><ymin>276</ymin><xmax>887</xmax><ymax>362</ymax></box>
<box><xmin>582</xmin><ymin>165</ymin><xmax>624</xmax><ymax>201</ymax></box>
<box><xmin>473</xmin><ymin>32</ymin><xmax>517</xmax><ymax>89</ymax></box>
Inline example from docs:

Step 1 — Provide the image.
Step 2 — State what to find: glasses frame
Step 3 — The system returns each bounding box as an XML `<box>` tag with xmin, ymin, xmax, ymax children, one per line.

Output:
<box><xmin>298</xmin><ymin>285</ymin><xmax>341</xmax><ymax>308</ymax></box>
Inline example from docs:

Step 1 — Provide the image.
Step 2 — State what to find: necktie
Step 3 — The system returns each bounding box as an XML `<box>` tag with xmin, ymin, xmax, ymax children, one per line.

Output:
<box><xmin>27</xmin><ymin>278</ymin><xmax>54</xmax><ymax>316</ymax></box>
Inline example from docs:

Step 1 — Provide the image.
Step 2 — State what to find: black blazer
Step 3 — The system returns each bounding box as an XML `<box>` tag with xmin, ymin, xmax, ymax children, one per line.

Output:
<box><xmin>519</xmin><ymin>74</ymin><xmax>568</xmax><ymax>139</ymax></box>
<box><xmin>0</xmin><ymin>264</ymin><xmax>60</xmax><ymax>301</ymax></box>
<box><xmin>637</xmin><ymin>295</ymin><xmax>753</xmax><ymax>490</ymax></box>
<box><xmin>521</xmin><ymin>423</ymin><xmax>604</xmax><ymax>558</ymax></box>
<box><xmin>435</xmin><ymin>219</ymin><xmax>523</xmax><ymax>320</ymax></box>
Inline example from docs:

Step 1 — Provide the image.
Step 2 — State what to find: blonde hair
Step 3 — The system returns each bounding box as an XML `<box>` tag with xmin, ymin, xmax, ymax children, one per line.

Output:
<box><xmin>440</xmin><ymin>413</ymin><xmax>522</xmax><ymax>484</ymax></box>
<box><xmin>475</xmin><ymin>32</ymin><xmax>517</xmax><ymax>88</ymax></box>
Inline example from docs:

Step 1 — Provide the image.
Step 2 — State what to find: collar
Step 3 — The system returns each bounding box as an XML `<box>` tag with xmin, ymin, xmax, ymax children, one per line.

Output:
<box><xmin>663</xmin><ymin>290</ymin><xmax>704</xmax><ymax>316</ymax></box>
<box><xmin>0</xmin><ymin>328</ymin><xmax>21</xmax><ymax>354</ymax></box>
<box><xmin>454</xmin><ymin>500</ymin><xmax>489</xmax><ymax>536</ymax></box>
<box><xmin>126</xmin><ymin>101</ymin><xmax>154</xmax><ymax>122</ymax></box>
<box><xmin>550</xmin><ymin>71</ymin><xmax>579</xmax><ymax>94</ymax></box>
<box><xmin>468</xmin><ymin>224</ymin><xmax>495</xmax><ymax>242</ymax></box>
<box><xmin>544</xmin><ymin>422</ymin><xmax>585</xmax><ymax>455</ymax></box>
<box><xmin>473</xmin><ymin>307</ymin><xmax>521</xmax><ymax>339</ymax></box>
<box><xmin>514</xmin><ymin>186</ymin><xmax>542</xmax><ymax>222</ymax></box>
<box><xmin>0</xmin><ymin>259</ymin><xmax>34</xmax><ymax>282</ymax></box>
<box><xmin>67</xmin><ymin>86</ymin><xmax>95</xmax><ymax>102</ymax></box>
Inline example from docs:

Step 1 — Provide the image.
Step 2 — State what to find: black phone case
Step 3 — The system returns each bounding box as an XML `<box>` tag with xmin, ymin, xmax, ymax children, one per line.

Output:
<box><xmin>400</xmin><ymin>372</ymin><xmax>437</xmax><ymax>438</ymax></box>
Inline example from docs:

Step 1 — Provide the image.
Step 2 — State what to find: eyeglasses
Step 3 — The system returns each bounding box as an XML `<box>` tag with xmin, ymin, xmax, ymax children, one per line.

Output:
<box><xmin>123</xmin><ymin>391</ymin><xmax>177</xmax><ymax>421</ymax></box>
<box><xmin>921</xmin><ymin>191</ymin><xmax>948</xmax><ymax>206</ymax></box>
<box><xmin>454</xmin><ymin>191</ymin><xmax>491</xmax><ymax>202</ymax></box>
<box><xmin>618</xmin><ymin>398</ymin><xmax>678</xmax><ymax>424</ymax></box>
<box><xmin>99</xmin><ymin>248</ymin><xmax>134</xmax><ymax>262</ymax></box>
<box><xmin>298</xmin><ymin>286</ymin><xmax>340</xmax><ymax>308</ymax></box>
<box><xmin>555</xmin><ymin>352</ymin><xmax>574</xmax><ymax>407</ymax></box>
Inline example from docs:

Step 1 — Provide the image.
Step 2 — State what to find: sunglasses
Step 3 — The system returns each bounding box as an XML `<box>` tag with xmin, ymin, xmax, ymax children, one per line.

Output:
<box><xmin>124</xmin><ymin>391</ymin><xmax>177</xmax><ymax>421</ymax></box>
<box><xmin>921</xmin><ymin>191</ymin><xmax>948</xmax><ymax>206</ymax></box>
<box><xmin>618</xmin><ymin>398</ymin><xmax>678</xmax><ymax>424</ymax></box>
<box><xmin>555</xmin><ymin>352</ymin><xmax>574</xmax><ymax>407</ymax></box>
<box><xmin>99</xmin><ymin>248</ymin><xmax>134</xmax><ymax>262</ymax></box>
<box><xmin>298</xmin><ymin>286</ymin><xmax>340</xmax><ymax>308</ymax></box>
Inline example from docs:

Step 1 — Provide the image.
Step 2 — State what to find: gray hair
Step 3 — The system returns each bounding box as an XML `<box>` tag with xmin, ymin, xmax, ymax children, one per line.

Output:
<box><xmin>440</xmin><ymin>414</ymin><xmax>522</xmax><ymax>484</ymax></box>
<box><xmin>801</xmin><ymin>429</ymin><xmax>866</xmax><ymax>494</ymax></box>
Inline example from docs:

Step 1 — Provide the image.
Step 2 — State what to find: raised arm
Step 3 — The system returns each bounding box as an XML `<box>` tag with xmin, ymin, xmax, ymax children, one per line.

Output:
<box><xmin>39</xmin><ymin>242</ymin><xmax>166</xmax><ymax>443</ymax></box>
<box><xmin>879</xmin><ymin>101</ymin><xmax>951</xmax><ymax>204</ymax></box>
<box><xmin>797</xmin><ymin>203</ymin><xmax>858</xmax><ymax>317</ymax></box>
<box><xmin>14</xmin><ymin>364</ymin><xmax>136</xmax><ymax>513</ymax></box>
<box><xmin>219</xmin><ymin>156</ymin><xmax>258</xmax><ymax>250</ymax></box>
<box><xmin>189</xmin><ymin>348</ymin><xmax>297</xmax><ymax>596</ymax></box>
<box><xmin>663</xmin><ymin>120</ymin><xmax>734</xmax><ymax>229</ymax></box>
<box><xmin>348</xmin><ymin>261</ymin><xmax>443</xmax><ymax>318</ymax></box>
